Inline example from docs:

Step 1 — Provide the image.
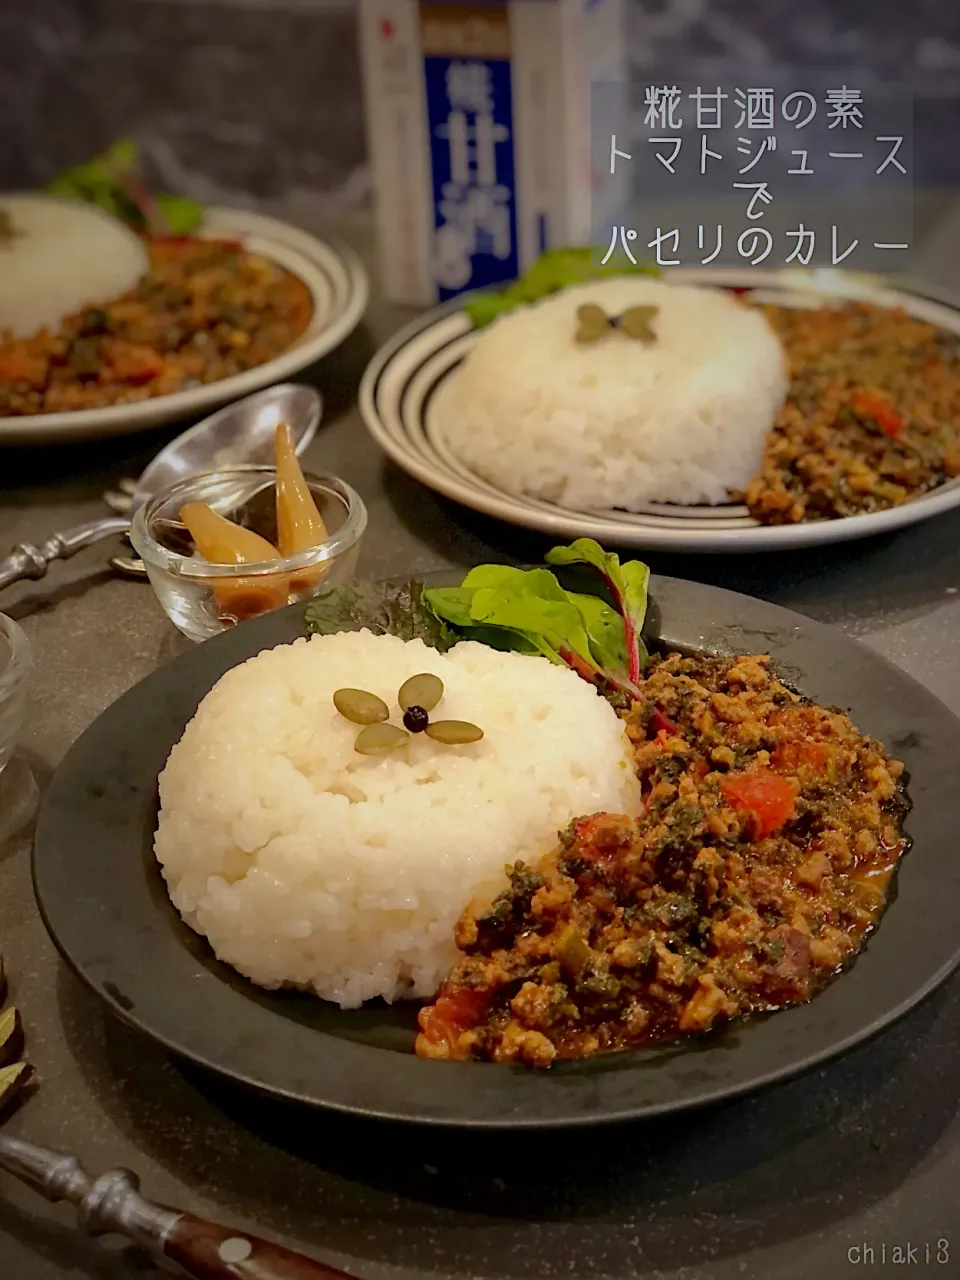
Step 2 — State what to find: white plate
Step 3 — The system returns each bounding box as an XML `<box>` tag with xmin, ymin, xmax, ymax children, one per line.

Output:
<box><xmin>359</xmin><ymin>267</ymin><xmax>960</xmax><ymax>553</ymax></box>
<box><xmin>0</xmin><ymin>207</ymin><xmax>369</xmax><ymax>446</ymax></box>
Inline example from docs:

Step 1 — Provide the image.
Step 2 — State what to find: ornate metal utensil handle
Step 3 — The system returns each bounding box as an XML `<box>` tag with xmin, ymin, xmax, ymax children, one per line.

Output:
<box><xmin>0</xmin><ymin>518</ymin><xmax>132</xmax><ymax>591</ymax></box>
<box><xmin>0</xmin><ymin>1133</ymin><xmax>360</xmax><ymax>1279</ymax></box>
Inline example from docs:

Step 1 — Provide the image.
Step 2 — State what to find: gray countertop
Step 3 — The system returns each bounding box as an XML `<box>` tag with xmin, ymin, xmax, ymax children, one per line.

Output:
<box><xmin>0</xmin><ymin>213</ymin><xmax>958</xmax><ymax>1280</ymax></box>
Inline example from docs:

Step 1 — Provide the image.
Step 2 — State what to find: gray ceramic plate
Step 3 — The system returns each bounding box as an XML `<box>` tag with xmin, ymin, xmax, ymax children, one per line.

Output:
<box><xmin>32</xmin><ymin>576</ymin><xmax>960</xmax><ymax>1129</ymax></box>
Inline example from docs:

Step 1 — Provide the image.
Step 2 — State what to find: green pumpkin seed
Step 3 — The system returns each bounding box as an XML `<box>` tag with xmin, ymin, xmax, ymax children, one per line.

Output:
<box><xmin>425</xmin><ymin>720</ymin><xmax>484</xmax><ymax>745</ymax></box>
<box><xmin>354</xmin><ymin>723</ymin><xmax>410</xmax><ymax>755</ymax></box>
<box><xmin>334</xmin><ymin>688</ymin><xmax>390</xmax><ymax>725</ymax></box>
<box><xmin>618</xmin><ymin>305</ymin><xmax>658</xmax><ymax>343</ymax></box>
<box><xmin>575</xmin><ymin>302</ymin><xmax>610</xmax><ymax>344</ymax></box>
<box><xmin>398</xmin><ymin>672</ymin><xmax>444</xmax><ymax>712</ymax></box>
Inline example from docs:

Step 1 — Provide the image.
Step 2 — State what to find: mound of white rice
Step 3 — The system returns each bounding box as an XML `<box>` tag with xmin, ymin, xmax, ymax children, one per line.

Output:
<box><xmin>437</xmin><ymin>277</ymin><xmax>788</xmax><ymax>509</ymax></box>
<box><xmin>0</xmin><ymin>194</ymin><xmax>148</xmax><ymax>338</ymax></box>
<box><xmin>155</xmin><ymin>631</ymin><xmax>641</xmax><ymax>1007</ymax></box>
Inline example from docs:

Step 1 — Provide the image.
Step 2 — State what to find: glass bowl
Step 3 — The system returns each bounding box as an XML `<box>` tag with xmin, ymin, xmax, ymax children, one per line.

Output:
<box><xmin>0</xmin><ymin>613</ymin><xmax>31</xmax><ymax>776</ymax></box>
<box><xmin>130</xmin><ymin>467</ymin><xmax>367</xmax><ymax>642</ymax></box>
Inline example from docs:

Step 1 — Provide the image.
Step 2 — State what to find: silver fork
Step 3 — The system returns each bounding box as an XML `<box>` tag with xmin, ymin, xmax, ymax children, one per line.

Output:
<box><xmin>101</xmin><ymin>479</ymin><xmax>149</xmax><ymax>578</ymax></box>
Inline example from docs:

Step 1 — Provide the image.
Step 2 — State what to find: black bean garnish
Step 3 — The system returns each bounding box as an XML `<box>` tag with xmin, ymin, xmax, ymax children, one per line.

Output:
<box><xmin>403</xmin><ymin>706</ymin><xmax>430</xmax><ymax>734</ymax></box>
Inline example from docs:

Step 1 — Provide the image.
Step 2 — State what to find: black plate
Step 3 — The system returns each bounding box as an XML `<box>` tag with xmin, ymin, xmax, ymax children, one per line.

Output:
<box><xmin>33</xmin><ymin>576</ymin><xmax>960</xmax><ymax>1129</ymax></box>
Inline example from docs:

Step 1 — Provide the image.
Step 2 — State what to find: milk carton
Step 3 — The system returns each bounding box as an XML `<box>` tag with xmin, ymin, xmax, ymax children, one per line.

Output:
<box><xmin>359</xmin><ymin>0</ymin><xmax>625</xmax><ymax>304</ymax></box>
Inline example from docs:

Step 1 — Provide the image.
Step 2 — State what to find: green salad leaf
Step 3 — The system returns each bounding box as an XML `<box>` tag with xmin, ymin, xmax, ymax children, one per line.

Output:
<box><xmin>460</xmin><ymin>292</ymin><xmax>520</xmax><ymax>329</ymax></box>
<box><xmin>47</xmin><ymin>139</ymin><xmax>138</xmax><ymax>222</ymax></box>
<box><xmin>305</xmin><ymin>579</ymin><xmax>458</xmax><ymax>652</ymax></box>
<box><xmin>546</xmin><ymin>539</ymin><xmax>649</xmax><ymax>684</ymax></box>
<box><xmin>302</xmin><ymin>543</ymin><xmax>652</xmax><ymax>704</ymax></box>
<box><xmin>418</xmin><ymin>585</ymin><xmax>475</xmax><ymax>630</ymax></box>
<box><xmin>462</xmin><ymin>247</ymin><xmax>659</xmax><ymax>329</ymax></box>
<box><xmin>154</xmin><ymin>192</ymin><xmax>204</xmax><ymax>235</ymax></box>
<box><xmin>46</xmin><ymin>138</ymin><xmax>203</xmax><ymax>235</ymax></box>
<box><xmin>568</xmin><ymin>590</ymin><xmax>629</xmax><ymax>672</ymax></box>
<box><xmin>423</xmin><ymin>542</ymin><xmax>651</xmax><ymax>701</ymax></box>
<box><xmin>424</xmin><ymin>568</ymin><xmax>586</xmax><ymax>664</ymax></box>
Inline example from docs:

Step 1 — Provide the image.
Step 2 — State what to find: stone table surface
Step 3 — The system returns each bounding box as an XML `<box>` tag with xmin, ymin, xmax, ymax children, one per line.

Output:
<box><xmin>0</xmin><ymin>213</ymin><xmax>959</xmax><ymax>1280</ymax></box>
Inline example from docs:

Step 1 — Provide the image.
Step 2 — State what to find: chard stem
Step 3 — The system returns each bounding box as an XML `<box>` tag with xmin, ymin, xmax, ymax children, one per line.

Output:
<box><xmin>597</xmin><ymin>573</ymin><xmax>642</xmax><ymax>686</ymax></box>
<box><xmin>557</xmin><ymin>647</ymin><xmax>641</xmax><ymax>703</ymax></box>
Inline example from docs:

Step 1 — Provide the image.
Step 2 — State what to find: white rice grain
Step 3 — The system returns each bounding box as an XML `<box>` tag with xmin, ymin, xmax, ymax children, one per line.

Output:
<box><xmin>436</xmin><ymin>277</ymin><xmax>788</xmax><ymax>509</ymax></box>
<box><xmin>155</xmin><ymin>631</ymin><xmax>642</xmax><ymax>1007</ymax></box>
<box><xmin>0</xmin><ymin>194</ymin><xmax>148</xmax><ymax>338</ymax></box>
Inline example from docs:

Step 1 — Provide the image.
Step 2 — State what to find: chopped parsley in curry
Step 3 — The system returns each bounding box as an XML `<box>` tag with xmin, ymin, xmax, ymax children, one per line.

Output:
<box><xmin>417</xmin><ymin>651</ymin><xmax>908</xmax><ymax>1068</ymax></box>
<box><xmin>0</xmin><ymin>236</ymin><xmax>312</xmax><ymax>416</ymax></box>
<box><xmin>745</xmin><ymin>300</ymin><xmax>960</xmax><ymax>523</ymax></box>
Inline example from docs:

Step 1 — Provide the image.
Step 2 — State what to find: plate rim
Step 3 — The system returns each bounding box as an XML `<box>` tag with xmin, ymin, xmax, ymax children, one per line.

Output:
<box><xmin>31</xmin><ymin>574</ymin><xmax>960</xmax><ymax>1128</ymax></box>
<box><xmin>357</xmin><ymin>268</ymin><xmax>960</xmax><ymax>553</ymax></box>
<box><xmin>0</xmin><ymin>206</ymin><xmax>369</xmax><ymax>446</ymax></box>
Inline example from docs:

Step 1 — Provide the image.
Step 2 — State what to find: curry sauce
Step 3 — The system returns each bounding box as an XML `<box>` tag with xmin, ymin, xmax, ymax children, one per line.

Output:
<box><xmin>416</xmin><ymin>652</ymin><xmax>908</xmax><ymax>1068</ymax></box>
<box><xmin>0</xmin><ymin>237</ymin><xmax>312</xmax><ymax>416</ymax></box>
<box><xmin>745</xmin><ymin>300</ymin><xmax>960</xmax><ymax>523</ymax></box>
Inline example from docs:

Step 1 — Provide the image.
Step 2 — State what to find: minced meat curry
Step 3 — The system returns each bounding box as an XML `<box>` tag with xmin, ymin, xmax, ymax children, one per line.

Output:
<box><xmin>417</xmin><ymin>652</ymin><xmax>908</xmax><ymax>1068</ymax></box>
<box><xmin>0</xmin><ymin>236</ymin><xmax>312</xmax><ymax>416</ymax></box>
<box><xmin>745</xmin><ymin>300</ymin><xmax>960</xmax><ymax>523</ymax></box>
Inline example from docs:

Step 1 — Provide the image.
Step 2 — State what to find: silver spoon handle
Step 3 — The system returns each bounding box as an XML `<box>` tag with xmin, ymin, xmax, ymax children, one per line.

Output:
<box><xmin>0</xmin><ymin>518</ymin><xmax>132</xmax><ymax>591</ymax></box>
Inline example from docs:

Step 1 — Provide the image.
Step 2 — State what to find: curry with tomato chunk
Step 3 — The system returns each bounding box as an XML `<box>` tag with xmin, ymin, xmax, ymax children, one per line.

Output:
<box><xmin>0</xmin><ymin>236</ymin><xmax>312</xmax><ymax>416</ymax></box>
<box><xmin>417</xmin><ymin>651</ymin><xmax>908</xmax><ymax>1068</ymax></box>
<box><xmin>744</xmin><ymin>300</ymin><xmax>960</xmax><ymax>523</ymax></box>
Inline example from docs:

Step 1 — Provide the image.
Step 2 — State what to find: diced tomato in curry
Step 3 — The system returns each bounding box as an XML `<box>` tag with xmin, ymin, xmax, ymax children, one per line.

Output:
<box><xmin>416</xmin><ymin>651</ymin><xmax>907</xmax><ymax>1069</ymax></box>
<box><xmin>850</xmin><ymin>390</ymin><xmax>905</xmax><ymax>439</ymax></box>
<box><xmin>417</xmin><ymin>986</ymin><xmax>491</xmax><ymax>1056</ymax></box>
<box><xmin>719</xmin><ymin>770</ymin><xmax>799</xmax><ymax>839</ymax></box>
<box><xmin>745</xmin><ymin>300</ymin><xmax>960</xmax><ymax>524</ymax></box>
<box><xmin>0</xmin><ymin>237</ymin><xmax>313</xmax><ymax>417</ymax></box>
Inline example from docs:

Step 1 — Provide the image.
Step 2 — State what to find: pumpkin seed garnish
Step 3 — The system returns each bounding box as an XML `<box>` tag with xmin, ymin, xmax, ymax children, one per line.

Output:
<box><xmin>335</xmin><ymin>674</ymin><xmax>482</xmax><ymax>753</ymax></box>
<box><xmin>425</xmin><ymin>720</ymin><xmax>484</xmax><ymax>745</ymax></box>
<box><xmin>333</xmin><ymin>688</ymin><xmax>390</xmax><ymax>725</ymax></box>
<box><xmin>575</xmin><ymin>302</ymin><xmax>658</xmax><ymax>345</ymax></box>
<box><xmin>574</xmin><ymin>303</ymin><xmax>610</xmax><ymax>344</ymax></box>
<box><xmin>398</xmin><ymin>673</ymin><xmax>444</xmax><ymax>713</ymax></box>
<box><xmin>617</xmin><ymin>305</ymin><xmax>658</xmax><ymax>343</ymax></box>
<box><xmin>354</xmin><ymin>722</ymin><xmax>411</xmax><ymax>755</ymax></box>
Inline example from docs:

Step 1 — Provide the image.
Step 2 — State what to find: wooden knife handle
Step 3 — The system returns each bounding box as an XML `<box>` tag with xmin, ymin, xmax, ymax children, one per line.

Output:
<box><xmin>163</xmin><ymin>1212</ymin><xmax>361</xmax><ymax>1280</ymax></box>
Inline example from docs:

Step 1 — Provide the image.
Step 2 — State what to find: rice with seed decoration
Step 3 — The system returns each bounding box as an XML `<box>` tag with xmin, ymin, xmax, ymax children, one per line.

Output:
<box><xmin>436</xmin><ymin>277</ymin><xmax>788</xmax><ymax>509</ymax></box>
<box><xmin>155</xmin><ymin>630</ymin><xmax>642</xmax><ymax>1007</ymax></box>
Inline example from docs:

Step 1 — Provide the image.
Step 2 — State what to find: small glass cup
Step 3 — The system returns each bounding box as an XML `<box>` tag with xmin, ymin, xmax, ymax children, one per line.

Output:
<box><xmin>130</xmin><ymin>467</ymin><xmax>367</xmax><ymax>643</ymax></box>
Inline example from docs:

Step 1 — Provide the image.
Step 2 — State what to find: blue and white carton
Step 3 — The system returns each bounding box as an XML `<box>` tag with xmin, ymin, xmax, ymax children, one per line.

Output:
<box><xmin>359</xmin><ymin>0</ymin><xmax>625</xmax><ymax>304</ymax></box>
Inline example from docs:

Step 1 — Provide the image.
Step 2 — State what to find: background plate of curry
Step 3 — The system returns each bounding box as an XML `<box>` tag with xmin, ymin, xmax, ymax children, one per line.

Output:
<box><xmin>359</xmin><ymin>265</ymin><xmax>960</xmax><ymax>552</ymax></box>
<box><xmin>0</xmin><ymin>205</ymin><xmax>368</xmax><ymax>445</ymax></box>
<box><xmin>32</xmin><ymin>573</ymin><xmax>960</xmax><ymax>1129</ymax></box>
